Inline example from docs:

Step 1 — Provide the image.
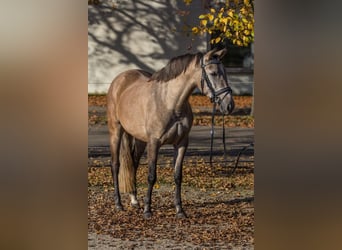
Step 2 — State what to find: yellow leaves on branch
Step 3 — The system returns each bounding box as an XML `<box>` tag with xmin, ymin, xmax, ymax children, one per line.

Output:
<box><xmin>199</xmin><ymin>13</ymin><xmax>214</xmax><ymax>22</ymax></box>
<box><xmin>189</xmin><ymin>0</ymin><xmax>254</xmax><ymax>47</ymax></box>
<box><xmin>200</xmin><ymin>19</ymin><xmax>208</xmax><ymax>26</ymax></box>
<box><xmin>214</xmin><ymin>36</ymin><xmax>221</xmax><ymax>44</ymax></box>
<box><xmin>192</xmin><ymin>27</ymin><xmax>200</xmax><ymax>34</ymax></box>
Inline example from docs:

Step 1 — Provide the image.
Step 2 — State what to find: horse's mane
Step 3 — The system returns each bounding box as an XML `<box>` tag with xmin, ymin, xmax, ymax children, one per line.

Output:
<box><xmin>150</xmin><ymin>52</ymin><xmax>203</xmax><ymax>83</ymax></box>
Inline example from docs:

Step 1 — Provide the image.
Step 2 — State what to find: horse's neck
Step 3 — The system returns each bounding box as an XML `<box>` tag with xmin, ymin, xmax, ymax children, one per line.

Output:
<box><xmin>163</xmin><ymin>69</ymin><xmax>201</xmax><ymax>112</ymax></box>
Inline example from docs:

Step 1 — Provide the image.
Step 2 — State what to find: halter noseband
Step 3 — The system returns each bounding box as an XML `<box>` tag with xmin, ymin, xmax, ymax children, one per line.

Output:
<box><xmin>200</xmin><ymin>57</ymin><xmax>232</xmax><ymax>104</ymax></box>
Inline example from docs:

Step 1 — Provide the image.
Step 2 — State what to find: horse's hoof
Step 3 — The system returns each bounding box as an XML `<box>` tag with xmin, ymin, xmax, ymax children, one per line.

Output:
<box><xmin>176</xmin><ymin>211</ymin><xmax>187</xmax><ymax>219</ymax></box>
<box><xmin>143</xmin><ymin>212</ymin><xmax>152</xmax><ymax>219</ymax></box>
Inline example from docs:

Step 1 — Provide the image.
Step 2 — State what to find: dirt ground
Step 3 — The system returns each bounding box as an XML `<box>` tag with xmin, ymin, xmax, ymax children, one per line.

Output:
<box><xmin>88</xmin><ymin>95</ymin><xmax>254</xmax><ymax>249</ymax></box>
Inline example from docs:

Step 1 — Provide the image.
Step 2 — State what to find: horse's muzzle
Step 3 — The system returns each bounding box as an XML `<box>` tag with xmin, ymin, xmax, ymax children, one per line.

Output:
<box><xmin>220</xmin><ymin>99</ymin><xmax>235</xmax><ymax>115</ymax></box>
<box><xmin>228</xmin><ymin>100</ymin><xmax>235</xmax><ymax>114</ymax></box>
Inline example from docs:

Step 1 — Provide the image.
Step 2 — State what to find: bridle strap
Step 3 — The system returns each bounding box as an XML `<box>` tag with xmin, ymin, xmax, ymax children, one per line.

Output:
<box><xmin>201</xmin><ymin>57</ymin><xmax>231</xmax><ymax>168</ymax></box>
<box><xmin>200</xmin><ymin>57</ymin><xmax>232</xmax><ymax>104</ymax></box>
<box><xmin>215</xmin><ymin>87</ymin><xmax>232</xmax><ymax>97</ymax></box>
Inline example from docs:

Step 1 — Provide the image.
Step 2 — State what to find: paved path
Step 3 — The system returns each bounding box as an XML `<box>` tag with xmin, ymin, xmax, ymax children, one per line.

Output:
<box><xmin>89</xmin><ymin>125</ymin><xmax>254</xmax><ymax>166</ymax></box>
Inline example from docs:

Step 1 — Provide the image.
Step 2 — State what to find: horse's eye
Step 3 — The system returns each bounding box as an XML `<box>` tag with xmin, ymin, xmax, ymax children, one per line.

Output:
<box><xmin>210</xmin><ymin>72</ymin><xmax>218</xmax><ymax>77</ymax></box>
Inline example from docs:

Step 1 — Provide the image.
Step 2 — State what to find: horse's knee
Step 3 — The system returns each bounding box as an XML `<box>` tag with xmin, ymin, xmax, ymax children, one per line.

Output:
<box><xmin>147</xmin><ymin>161</ymin><xmax>157</xmax><ymax>185</ymax></box>
<box><xmin>147</xmin><ymin>172</ymin><xmax>156</xmax><ymax>185</ymax></box>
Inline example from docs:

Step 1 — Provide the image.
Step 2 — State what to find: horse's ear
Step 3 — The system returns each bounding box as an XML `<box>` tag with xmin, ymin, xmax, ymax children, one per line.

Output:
<box><xmin>213</xmin><ymin>48</ymin><xmax>227</xmax><ymax>59</ymax></box>
<box><xmin>205</xmin><ymin>47</ymin><xmax>219</xmax><ymax>60</ymax></box>
<box><xmin>205</xmin><ymin>47</ymin><xmax>227</xmax><ymax>60</ymax></box>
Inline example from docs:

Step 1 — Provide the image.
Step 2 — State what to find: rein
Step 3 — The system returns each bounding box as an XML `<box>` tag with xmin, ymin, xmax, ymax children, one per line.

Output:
<box><xmin>209</xmin><ymin>104</ymin><xmax>227</xmax><ymax>168</ymax></box>
<box><xmin>200</xmin><ymin>57</ymin><xmax>232</xmax><ymax>167</ymax></box>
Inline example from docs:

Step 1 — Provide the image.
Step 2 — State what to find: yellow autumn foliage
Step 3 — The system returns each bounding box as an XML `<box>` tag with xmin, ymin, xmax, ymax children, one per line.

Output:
<box><xmin>186</xmin><ymin>0</ymin><xmax>254</xmax><ymax>47</ymax></box>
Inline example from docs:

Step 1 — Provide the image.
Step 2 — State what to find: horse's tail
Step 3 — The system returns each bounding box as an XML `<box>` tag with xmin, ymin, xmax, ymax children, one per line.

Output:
<box><xmin>118</xmin><ymin>132</ymin><xmax>136</xmax><ymax>193</ymax></box>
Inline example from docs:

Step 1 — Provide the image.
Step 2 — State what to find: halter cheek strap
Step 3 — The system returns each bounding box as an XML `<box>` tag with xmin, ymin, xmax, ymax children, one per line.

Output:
<box><xmin>200</xmin><ymin>57</ymin><xmax>232</xmax><ymax>104</ymax></box>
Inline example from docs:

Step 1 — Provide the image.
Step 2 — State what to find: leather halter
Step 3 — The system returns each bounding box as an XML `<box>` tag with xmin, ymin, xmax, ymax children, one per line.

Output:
<box><xmin>200</xmin><ymin>57</ymin><xmax>232</xmax><ymax>104</ymax></box>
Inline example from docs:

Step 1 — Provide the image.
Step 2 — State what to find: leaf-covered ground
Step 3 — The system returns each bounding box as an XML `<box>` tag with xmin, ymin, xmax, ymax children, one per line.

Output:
<box><xmin>88</xmin><ymin>94</ymin><xmax>252</xmax><ymax>108</ymax></box>
<box><xmin>88</xmin><ymin>95</ymin><xmax>254</xmax><ymax>128</ymax></box>
<box><xmin>88</xmin><ymin>94</ymin><xmax>254</xmax><ymax>248</ymax></box>
<box><xmin>88</xmin><ymin>157</ymin><xmax>254</xmax><ymax>249</ymax></box>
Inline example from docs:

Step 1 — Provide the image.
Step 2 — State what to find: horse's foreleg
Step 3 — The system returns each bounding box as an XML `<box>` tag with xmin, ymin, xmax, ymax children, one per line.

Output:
<box><xmin>174</xmin><ymin>137</ymin><xmax>189</xmax><ymax>218</ymax></box>
<box><xmin>143</xmin><ymin>140</ymin><xmax>159</xmax><ymax>219</ymax></box>
<box><xmin>109</xmin><ymin>123</ymin><xmax>123</xmax><ymax>211</ymax></box>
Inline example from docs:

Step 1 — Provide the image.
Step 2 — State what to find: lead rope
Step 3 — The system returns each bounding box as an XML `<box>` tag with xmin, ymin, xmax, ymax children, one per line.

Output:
<box><xmin>209</xmin><ymin>102</ymin><xmax>229</xmax><ymax>167</ymax></box>
<box><xmin>209</xmin><ymin>102</ymin><xmax>217</xmax><ymax>168</ymax></box>
<box><xmin>209</xmin><ymin>105</ymin><xmax>229</xmax><ymax>169</ymax></box>
<box><xmin>222</xmin><ymin>113</ymin><xmax>227</xmax><ymax>157</ymax></box>
<box><xmin>210</xmin><ymin>110</ymin><xmax>253</xmax><ymax>175</ymax></box>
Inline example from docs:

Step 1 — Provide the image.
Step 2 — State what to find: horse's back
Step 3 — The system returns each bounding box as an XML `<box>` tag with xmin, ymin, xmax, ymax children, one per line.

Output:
<box><xmin>107</xmin><ymin>69</ymin><xmax>151</xmax><ymax>103</ymax></box>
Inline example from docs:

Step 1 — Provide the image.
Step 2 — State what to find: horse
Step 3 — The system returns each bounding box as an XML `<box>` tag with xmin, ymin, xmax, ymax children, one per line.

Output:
<box><xmin>107</xmin><ymin>48</ymin><xmax>235</xmax><ymax>219</ymax></box>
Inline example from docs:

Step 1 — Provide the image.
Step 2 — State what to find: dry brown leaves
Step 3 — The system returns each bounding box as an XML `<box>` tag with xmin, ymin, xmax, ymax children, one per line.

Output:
<box><xmin>88</xmin><ymin>95</ymin><xmax>252</xmax><ymax>109</ymax></box>
<box><xmin>88</xmin><ymin>95</ymin><xmax>254</xmax><ymax>247</ymax></box>
<box><xmin>88</xmin><ymin>95</ymin><xmax>254</xmax><ymax>128</ymax></box>
<box><xmin>88</xmin><ymin>157</ymin><xmax>254</xmax><ymax>248</ymax></box>
<box><xmin>193</xmin><ymin>115</ymin><xmax>254</xmax><ymax>127</ymax></box>
<box><xmin>189</xmin><ymin>95</ymin><xmax>252</xmax><ymax>108</ymax></box>
<box><xmin>88</xmin><ymin>95</ymin><xmax>107</xmax><ymax>107</ymax></box>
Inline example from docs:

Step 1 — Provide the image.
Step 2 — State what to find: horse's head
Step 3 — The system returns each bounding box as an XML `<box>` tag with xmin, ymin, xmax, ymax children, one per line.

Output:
<box><xmin>200</xmin><ymin>48</ymin><xmax>235</xmax><ymax>115</ymax></box>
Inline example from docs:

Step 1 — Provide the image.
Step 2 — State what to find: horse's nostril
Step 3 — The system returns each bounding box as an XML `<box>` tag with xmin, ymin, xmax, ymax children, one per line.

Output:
<box><xmin>228</xmin><ymin>102</ymin><xmax>235</xmax><ymax>113</ymax></box>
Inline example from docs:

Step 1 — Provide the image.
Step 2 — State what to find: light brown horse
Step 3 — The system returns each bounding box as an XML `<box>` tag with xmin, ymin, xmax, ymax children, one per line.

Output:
<box><xmin>107</xmin><ymin>48</ymin><xmax>235</xmax><ymax>219</ymax></box>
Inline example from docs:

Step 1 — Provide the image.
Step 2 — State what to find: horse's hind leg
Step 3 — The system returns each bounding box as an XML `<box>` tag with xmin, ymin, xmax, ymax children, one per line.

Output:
<box><xmin>129</xmin><ymin>138</ymin><xmax>146</xmax><ymax>208</ymax></box>
<box><xmin>108</xmin><ymin>122</ymin><xmax>124</xmax><ymax>211</ymax></box>
<box><xmin>143</xmin><ymin>140</ymin><xmax>159</xmax><ymax>219</ymax></box>
<box><xmin>173</xmin><ymin>137</ymin><xmax>189</xmax><ymax>218</ymax></box>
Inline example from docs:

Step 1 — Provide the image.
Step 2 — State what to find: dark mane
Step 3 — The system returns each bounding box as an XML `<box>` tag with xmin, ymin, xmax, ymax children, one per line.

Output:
<box><xmin>150</xmin><ymin>52</ymin><xmax>203</xmax><ymax>82</ymax></box>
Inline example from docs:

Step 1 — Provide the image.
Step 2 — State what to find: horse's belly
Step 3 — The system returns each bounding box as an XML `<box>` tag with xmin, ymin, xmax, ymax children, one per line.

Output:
<box><xmin>119</xmin><ymin>116</ymin><xmax>149</xmax><ymax>142</ymax></box>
